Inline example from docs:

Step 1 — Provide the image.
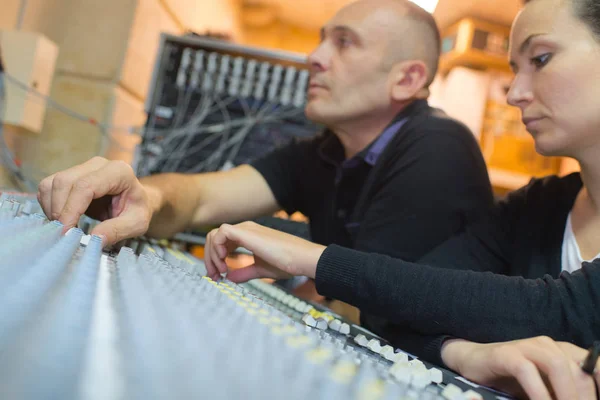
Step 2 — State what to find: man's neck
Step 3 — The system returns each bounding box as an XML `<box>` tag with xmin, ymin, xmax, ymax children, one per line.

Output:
<box><xmin>330</xmin><ymin>104</ymin><xmax>411</xmax><ymax>159</ymax></box>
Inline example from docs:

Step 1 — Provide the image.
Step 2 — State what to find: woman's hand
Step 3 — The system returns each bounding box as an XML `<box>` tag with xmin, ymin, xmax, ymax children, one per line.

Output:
<box><xmin>441</xmin><ymin>336</ymin><xmax>599</xmax><ymax>399</ymax></box>
<box><xmin>204</xmin><ymin>221</ymin><xmax>326</xmax><ymax>282</ymax></box>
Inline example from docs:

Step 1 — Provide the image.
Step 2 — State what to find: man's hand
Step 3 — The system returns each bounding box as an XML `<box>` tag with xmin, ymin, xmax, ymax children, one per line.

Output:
<box><xmin>37</xmin><ymin>157</ymin><xmax>155</xmax><ymax>247</ymax></box>
<box><xmin>204</xmin><ymin>221</ymin><xmax>326</xmax><ymax>282</ymax></box>
<box><xmin>442</xmin><ymin>336</ymin><xmax>599</xmax><ymax>400</ymax></box>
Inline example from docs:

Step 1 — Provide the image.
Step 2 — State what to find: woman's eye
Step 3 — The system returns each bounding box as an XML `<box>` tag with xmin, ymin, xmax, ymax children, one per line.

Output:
<box><xmin>531</xmin><ymin>53</ymin><xmax>552</xmax><ymax>69</ymax></box>
<box><xmin>337</xmin><ymin>36</ymin><xmax>352</xmax><ymax>48</ymax></box>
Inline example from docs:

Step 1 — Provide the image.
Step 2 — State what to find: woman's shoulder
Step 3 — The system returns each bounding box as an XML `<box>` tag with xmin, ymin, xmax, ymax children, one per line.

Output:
<box><xmin>525</xmin><ymin>172</ymin><xmax>581</xmax><ymax>194</ymax></box>
<box><xmin>500</xmin><ymin>172</ymin><xmax>582</xmax><ymax>208</ymax></box>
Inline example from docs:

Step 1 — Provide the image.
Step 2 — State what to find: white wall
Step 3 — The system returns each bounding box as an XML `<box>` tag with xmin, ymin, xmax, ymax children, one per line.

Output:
<box><xmin>429</xmin><ymin>67</ymin><xmax>491</xmax><ymax>140</ymax></box>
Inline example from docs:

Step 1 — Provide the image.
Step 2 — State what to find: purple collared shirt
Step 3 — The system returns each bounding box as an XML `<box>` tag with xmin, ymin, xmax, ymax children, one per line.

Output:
<box><xmin>339</xmin><ymin>117</ymin><xmax>410</xmax><ymax>174</ymax></box>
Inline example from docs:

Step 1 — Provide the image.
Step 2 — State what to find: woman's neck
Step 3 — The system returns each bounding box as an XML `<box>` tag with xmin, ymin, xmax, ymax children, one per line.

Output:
<box><xmin>578</xmin><ymin>159</ymin><xmax>600</xmax><ymax>214</ymax></box>
<box><xmin>569</xmin><ymin>159</ymin><xmax>600</xmax><ymax>260</ymax></box>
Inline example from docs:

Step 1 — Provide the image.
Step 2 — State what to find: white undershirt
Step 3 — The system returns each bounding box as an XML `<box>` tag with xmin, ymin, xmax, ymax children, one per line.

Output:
<box><xmin>561</xmin><ymin>212</ymin><xmax>600</xmax><ymax>273</ymax></box>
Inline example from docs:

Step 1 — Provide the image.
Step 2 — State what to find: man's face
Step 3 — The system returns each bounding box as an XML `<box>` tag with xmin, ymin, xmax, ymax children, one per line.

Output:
<box><xmin>304</xmin><ymin>5</ymin><xmax>398</xmax><ymax>126</ymax></box>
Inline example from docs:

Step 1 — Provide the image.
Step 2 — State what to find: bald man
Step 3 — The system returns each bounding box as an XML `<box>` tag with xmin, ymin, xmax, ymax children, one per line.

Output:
<box><xmin>38</xmin><ymin>0</ymin><xmax>492</xmax><ymax>341</ymax></box>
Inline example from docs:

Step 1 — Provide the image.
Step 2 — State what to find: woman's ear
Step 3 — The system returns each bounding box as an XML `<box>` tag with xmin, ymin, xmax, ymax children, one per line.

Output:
<box><xmin>389</xmin><ymin>60</ymin><xmax>429</xmax><ymax>101</ymax></box>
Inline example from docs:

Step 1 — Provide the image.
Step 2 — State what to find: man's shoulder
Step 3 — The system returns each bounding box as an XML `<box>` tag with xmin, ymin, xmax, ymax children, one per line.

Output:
<box><xmin>249</xmin><ymin>130</ymin><xmax>326</xmax><ymax>174</ymax></box>
<box><xmin>259</xmin><ymin>130</ymin><xmax>329</xmax><ymax>158</ymax></box>
<box><xmin>389</xmin><ymin>106</ymin><xmax>480</xmax><ymax>158</ymax></box>
<box><xmin>410</xmin><ymin>107</ymin><xmax>474</xmax><ymax>140</ymax></box>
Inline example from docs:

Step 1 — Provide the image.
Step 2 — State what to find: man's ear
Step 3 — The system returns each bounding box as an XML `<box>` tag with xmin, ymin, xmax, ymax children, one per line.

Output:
<box><xmin>389</xmin><ymin>60</ymin><xmax>429</xmax><ymax>101</ymax></box>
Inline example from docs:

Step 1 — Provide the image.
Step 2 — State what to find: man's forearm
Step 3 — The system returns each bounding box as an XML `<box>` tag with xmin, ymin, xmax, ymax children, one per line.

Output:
<box><xmin>140</xmin><ymin>173</ymin><xmax>203</xmax><ymax>238</ymax></box>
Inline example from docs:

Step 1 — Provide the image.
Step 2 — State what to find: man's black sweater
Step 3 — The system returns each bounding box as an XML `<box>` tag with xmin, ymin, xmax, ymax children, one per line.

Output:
<box><xmin>315</xmin><ymin>172</ymin><xmax>600</xmax><ymax>366</ymax></box>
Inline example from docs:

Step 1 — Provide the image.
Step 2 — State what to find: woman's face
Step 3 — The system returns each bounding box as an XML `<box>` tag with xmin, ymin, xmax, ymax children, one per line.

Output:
<box><xmin>507</xmin><ymin>0</ymin><xmax>600</xmax><ymax>159</ymax></box>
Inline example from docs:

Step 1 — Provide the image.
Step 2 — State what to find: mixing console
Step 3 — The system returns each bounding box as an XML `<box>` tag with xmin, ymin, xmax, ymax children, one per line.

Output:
<box><xmin>0</xmin><ymin>195</ymin><xmax>506</xmax><ymax>400</ymax></box>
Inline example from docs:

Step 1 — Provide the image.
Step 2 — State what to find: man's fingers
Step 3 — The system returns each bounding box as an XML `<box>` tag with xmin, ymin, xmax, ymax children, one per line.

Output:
<box><xmin>58</xmin><ymin>161</ymin><xmax>135</xmax><ymax>230</ymax></box>
<box><xmin>49</xmin><ymin>157</ymin><xmax>108</xmax><ymax>221</ymax></box>
<box><xmin>89</xmin><ymin>207</ymin><xmax>149</xmax><ymax>247</ymax></box>
<box><xmin>38</xmin><ymin>173</ymin><xmax>55</xmax><ymax>218</ymax></box>
<box><xmin>89</xmin><ymin>216</ymin><xmax>134</xmax><ymax>248</ymax></box>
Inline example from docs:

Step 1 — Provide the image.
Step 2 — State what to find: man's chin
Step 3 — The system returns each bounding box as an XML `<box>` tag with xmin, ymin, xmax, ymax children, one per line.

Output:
<box><xmin>304</xmin><ymin>108</ymin><xmax>322</xmax><ymax>124</ymax></box>
<box><xmin>305</xmin><ymin>105</ymin><xmax>334</xmax><ymax>125</ymax></box>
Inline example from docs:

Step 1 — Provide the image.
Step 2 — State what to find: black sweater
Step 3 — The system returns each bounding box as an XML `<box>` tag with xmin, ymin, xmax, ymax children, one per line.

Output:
<box><xmin>252</xmin><ymin>100</ymin><xmax>493</xmax><ymax>258</ymax></box>
<box><xmin>315</xmin><ymin>172</ymin><xmax>600</xmax><ymax>366</ymax></box>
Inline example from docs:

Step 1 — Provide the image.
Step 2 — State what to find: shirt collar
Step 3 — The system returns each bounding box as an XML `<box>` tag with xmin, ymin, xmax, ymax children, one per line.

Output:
<box><xmin>358</xmin><ymin>117</ymin><xmax>408</xmax><ymax>166</ymax></box>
